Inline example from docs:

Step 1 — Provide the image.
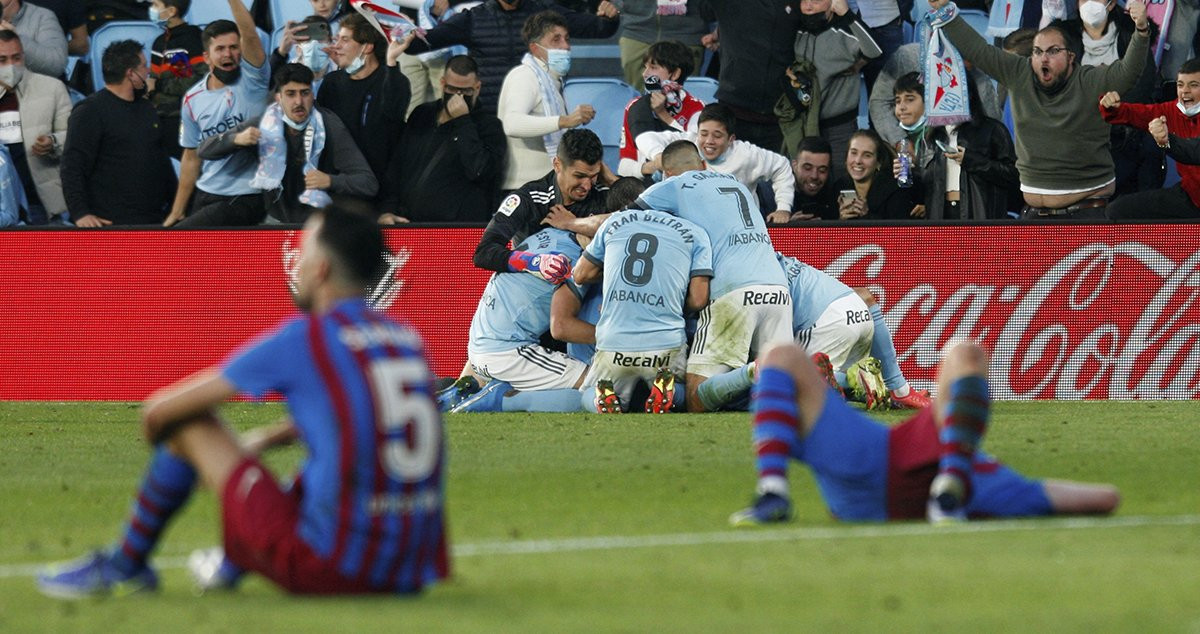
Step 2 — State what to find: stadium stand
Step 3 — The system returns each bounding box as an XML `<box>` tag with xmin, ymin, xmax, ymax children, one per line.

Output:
<box><xmin>563</xmin><ymin>77</ymin><xmax>639</xmax><ymax>172</ymax></box>
<box><xmin>186</xmin><ymin>0</ymin><xmax>251</xmax><ymax>25</ymax></box>
<box><xmin>88</xmin><ymin>21</ymin><xmax>162</xmax><ymax>91</ymax></box>
<box><xmin>683</xmin><ymin>77</ymin><xmax>718</xmax><ymax>105</ymax></box>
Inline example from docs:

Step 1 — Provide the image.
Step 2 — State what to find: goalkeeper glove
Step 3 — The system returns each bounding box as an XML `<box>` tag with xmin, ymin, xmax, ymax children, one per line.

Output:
<box><xmin>508</xmin><ymin>250</ymin><xmax>570</xmax><ymax>284</ymax></box>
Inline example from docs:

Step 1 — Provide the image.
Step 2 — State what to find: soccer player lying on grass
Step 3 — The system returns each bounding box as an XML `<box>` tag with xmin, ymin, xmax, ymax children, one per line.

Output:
<box><xmin>730</xmin><ymin>340</ymin><xmax>1119</xmax><ymax>525</ymax></box>
<box><xmin>38</xmin><ymin>208</ymin><xmax>449</xmax><ymax>597</ymax></box>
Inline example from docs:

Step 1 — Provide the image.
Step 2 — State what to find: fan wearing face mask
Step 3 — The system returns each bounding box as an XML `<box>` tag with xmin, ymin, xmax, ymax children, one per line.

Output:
<box><xmin>148</xmin><ymin>0</ymin><xmax>207</xmax><ymax>160</ymax></box>
<box><xmin>271</xmin><ymin>14</ymin><xmax>336</xmax><ymax>97</ymax></box>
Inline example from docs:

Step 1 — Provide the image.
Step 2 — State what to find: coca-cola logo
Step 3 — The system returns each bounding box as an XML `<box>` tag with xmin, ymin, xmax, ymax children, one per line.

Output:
<box><xmin>826</xmin><ymin>242</ymin><xmax>1200</xmax><ymax>400</ymax></box>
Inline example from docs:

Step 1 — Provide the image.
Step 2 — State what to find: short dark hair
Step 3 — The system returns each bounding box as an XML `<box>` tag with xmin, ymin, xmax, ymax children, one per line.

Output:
<box><xmin>1180</xmin><ymin>58</ymin><xmax>1200</xmax><ymax>76</ymax></box>
<box><xmin>163</xmin><ymin>0</ymin><xmax>191</xmax><ymax>16</ymax></box>
<box><xmin>339</xmin><ymin>13</ymin><xmax>386</xmax><ymax>63</ymax></box>
<box><xmin>0</xmin><ymin>30</ymin><xmax>19</xmax><ymax>45</ymax></box>
<box><xmin>273</xmin><ymin>63</ymin><xmax>314</xmax><ymax>92</ymax></box>
<box><xmin>1038</xmin><ymin>23</ymin><xmax>1079</xmax><ymax>62</ymax></box>
<box><xmin>697</xmin><ymin>103</ymin><xmax>736</xmax><ymax>136</ymax></box>
<box><xmin>894</xmin><ymin>71</ymin><xmax>923</xmax><ymax>97</ymax></box>
<box><xmin>795</xmin><ymin>136</ymin><xmax>832</xmax><ymax>159</ymax></box>
<box><xmin>606</xmin><ymin>177</ymin><xmax>647</xmax><ymax>212</ymax></box>
<box><xmin>445</xmin><ymin>54</ymin><xmax>478</xmax><ymax>77</ymax></box>
<box><xmin>202</xmin><ymin>19</ymin><xmax>240</xmax><ymax>51</ymax></box>
<box><xmin>556</xmin><ymin>128</ymin><xmax>604</xmax><ymax>166</ymax></box>
<box><xmin>101</xmin><ymin>39</ymin><xmax>144</xmax><ymax>85</ymax></box>
<box><xmin>643</xmin><ymin>40</ymin><xmax>693</xmax><ymax>83</ymax></box>
<box><xmin>522</xmin><ymin>10</ymin><xmax>568</xmax><ymax>46</ymax></box>
<box><xmin>315</xmin><ymin>206</ymin><xmax>385</xmax><ymax>287</ymax></box>
<box><xmin>661</xmin><ymin>139</ymin><xmax>703</xmax><ymax>173</ymax></box>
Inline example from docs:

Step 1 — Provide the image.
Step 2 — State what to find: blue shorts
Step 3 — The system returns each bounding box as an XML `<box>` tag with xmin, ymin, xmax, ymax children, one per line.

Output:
<box><xmin>796</xmin><ymin>389</ymin><xmax>1052</xmax><ymax>521</ymax></box>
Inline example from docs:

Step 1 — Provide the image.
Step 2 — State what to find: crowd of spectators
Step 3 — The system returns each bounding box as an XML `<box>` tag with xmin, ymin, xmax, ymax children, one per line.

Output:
<box><xmin>0</xmin><ymin>0</ymin><xmax>1198</xmax><ymax>227</ymax></box>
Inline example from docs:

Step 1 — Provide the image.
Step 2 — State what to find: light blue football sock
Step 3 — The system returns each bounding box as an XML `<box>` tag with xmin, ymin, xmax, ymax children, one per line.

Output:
<box><xmin>503</xmin><ymin>389</ymin><xmax>588</xmax><ymax>412</ymax></box>
<box><xmin>697</xmin><ymin>363</ymin><xmax>754</xmax><ymax>411</ymax></box>
<box><xmin>870</xmin><ymin>303</ymin><xmax>905</xmax><ymax>390</ymax></box>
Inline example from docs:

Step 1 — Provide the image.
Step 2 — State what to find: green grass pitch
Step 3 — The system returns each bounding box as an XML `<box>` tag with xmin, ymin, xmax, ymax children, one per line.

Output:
<box><xmin>1</xmin><ymin>401</ymin><xmax>1198</xmax><ymax>632</ymax></box>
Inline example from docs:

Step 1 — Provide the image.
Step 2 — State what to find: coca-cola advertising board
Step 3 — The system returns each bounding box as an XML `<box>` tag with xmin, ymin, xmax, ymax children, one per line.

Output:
<box><xmin>1</xmin><ymin>225</ymin><xmax>1197</xmax><ymax>400</ymax></box>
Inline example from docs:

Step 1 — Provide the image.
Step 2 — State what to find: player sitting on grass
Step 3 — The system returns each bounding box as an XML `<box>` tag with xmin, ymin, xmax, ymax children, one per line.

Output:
<box><xmin>730</xmin><ymin>340</ymin><xmax>1119</xmax><ymax>525</ymax></box>
<box><xmin>573</xmin><ymin>206</ymin><xmax>713</xmax><ymax>413</ymax></box>
<box><xmin>38</xmin><ymin>208</ymin><xmax>449</xmax><ymax>597</ymax></box>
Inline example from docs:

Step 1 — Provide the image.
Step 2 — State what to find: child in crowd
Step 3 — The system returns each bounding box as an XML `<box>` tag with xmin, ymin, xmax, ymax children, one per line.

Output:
<box><xmin>149</xmin><ymin>0</ymin><xmax>207</xmax><ymax>159</ymax></box>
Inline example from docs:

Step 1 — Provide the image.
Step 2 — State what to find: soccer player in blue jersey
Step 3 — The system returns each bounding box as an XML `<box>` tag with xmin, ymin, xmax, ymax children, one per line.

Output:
<box><xmin>730</xmin><ymin>340</ymin><xmax>1120</xmax><ymax>525</ymax></box>
<box><xmin>38</xmin><ymin>208</ymin><xmax>449</xmax><ymax>597</ymax></box>
<box><xmin>165</xmin><ymin>0</ymin><xmax>272</xmax><ymax>227</ymax></box>
<box><xmin>573</xmin><ymin>208</ymin><xmax>713</xmax><ymax>413</ymax></box>
<box><xmin>634</xmin><ymin>140</ymin><xmax>794</xmax><ymax>413</ymax></box>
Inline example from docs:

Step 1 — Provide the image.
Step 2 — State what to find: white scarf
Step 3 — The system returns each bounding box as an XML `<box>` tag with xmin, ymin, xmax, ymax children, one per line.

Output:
<box><xmin>250</xmin><ymin>103</ymin><xmax>332</xmax><ymax>208</ymax></box>
<box><xmin>522</xmin><ymin>53</ymin><xmax>566</xmax><ymax>158</ymax></box>
<box><xmin>1082</xmin><ymin>25</ymin><xmax>1119</xmax><ymax>67</ymax></box>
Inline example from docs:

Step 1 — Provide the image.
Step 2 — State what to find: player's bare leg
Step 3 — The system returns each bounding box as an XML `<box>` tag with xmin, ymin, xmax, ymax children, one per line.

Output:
<box><xmin>1043</xmin><ymin>480</ymin><xmax>1120</xmax><ymax>515</ymax></box>
<box><xmin>729</xmin><ymin>343</ymin><xmax>830</xmax><ymax>526</ymax></box>
<box><xmin>928</xmin><ymin>341</ymin><xmax>991</xmax><ymax>523</ymax></box>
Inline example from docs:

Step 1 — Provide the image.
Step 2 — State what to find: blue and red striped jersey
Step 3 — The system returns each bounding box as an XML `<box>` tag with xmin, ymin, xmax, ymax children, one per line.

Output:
<box><xmin>222</xmin><ymin>297</ymin><xmax>448</xmax><ymax>592</ymax></box>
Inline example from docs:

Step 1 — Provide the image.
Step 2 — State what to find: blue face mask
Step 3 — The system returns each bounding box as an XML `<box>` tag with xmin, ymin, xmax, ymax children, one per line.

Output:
<box><xmin>344</xmin><ymin>53</ymin><xmax>366</xmax><ymax>76</ymax></box>
<box><xmin>296</xmin><ymin>41</ymin><xmax>330</xmax><ymax>73</ymax></box>
<box><xmin>540</xmin><ymin>45</ymin><xmax>571</xmax><ymax>76</ymax></box>
<box><xmin>149</xmin><ymin>6</ymin><xmax>167</xmax><ymax>26</ymax></box>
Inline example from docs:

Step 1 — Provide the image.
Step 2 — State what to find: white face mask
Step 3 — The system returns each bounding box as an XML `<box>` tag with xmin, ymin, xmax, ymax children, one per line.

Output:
<box><xmin>1177</xmin><ymin>99</ymin><xmax>1200</xmax><ymax>117</ymax></box>
<box><xmin>343</xmin><ymin>52</ymin><xmax>366</xmax><ymax>75</ymax></box>
<box><xmin>1078</xmin><ymin>0</ymin><xmax>1108</xmax><ymax>28</ymax></box>
<box><xmin>0</xmin><ymin>63</ymin><xmax>24</xmax><ymax>90</ymax></box>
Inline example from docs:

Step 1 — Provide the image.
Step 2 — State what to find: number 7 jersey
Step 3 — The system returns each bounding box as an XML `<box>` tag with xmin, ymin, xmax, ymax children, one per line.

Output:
<box><xmin>220</xmin><ymin>297</ymin><xmax>448</xmax><ymax>592</ymax></box>
<box><xmin>634</xmin><ymin>170</ymin><xmax>786</xmax><ymax>299</ymax></box>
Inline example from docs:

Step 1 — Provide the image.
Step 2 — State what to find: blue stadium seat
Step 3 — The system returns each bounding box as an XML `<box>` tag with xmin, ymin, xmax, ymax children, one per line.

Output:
<box><xmin>911</xmin><ymin>0</ymin><xmax>932</xmax><ymax>22</ymax></box>
<box><xmin>958</xmin><ymin>9</ymin><xmax>990</xmax><ymax>37</ymax></box>
<box><xmin>563</xmin><ymin>78</ymin><xmax>639</xmax><ymax>172</ymax></box>
<box><xmin>88</xmin><ymin>22</ymin><xmax>161</xmax><ymax>91</ymax></box>
<box><xmin>186</xmin><ymin>0</ymin><xmax>250</xmax><ymax>25</ymax></box>
<box><xmin>270</xmin><ymin>0</ymin><xmax>315</xmax><ymax>27</ymax></box>
<box><xmin>683</xmin><ymin>77</ymin><xmax>718</xmax><ymax>104</ymax></box>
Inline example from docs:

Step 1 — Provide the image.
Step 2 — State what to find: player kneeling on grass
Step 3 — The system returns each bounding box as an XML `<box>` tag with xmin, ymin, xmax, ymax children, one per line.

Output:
<box><xmin>730</xmin><ymin>340</ymin><xmax>1119</xmax><ymax>525</ymax></box>
<box><xmin>38</xmin><ymin>208</ymin><xmax>449</xmax><ymax>597</ymax></box>
<box><xmin>573</xmin><ymin>207</ymin><xmax>713</xmax><ymax>413</ymax></box>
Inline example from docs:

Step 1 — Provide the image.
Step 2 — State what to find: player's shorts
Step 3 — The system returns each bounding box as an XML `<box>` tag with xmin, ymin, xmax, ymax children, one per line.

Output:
<box><xmin>796</xmin><ymin>394</ymin><xmax>1052</xmax><ymax>521</ymax></box>
<box><xmin>222</xmin><ymin>458</ymin><xmax>383</xmax><ymax>594</ymax></box>
<box><xmin>583</xmin><ymin>345</ymin><xmax>687</xmax><ymax>410</ymax></box>
<box><xmin>469</xmin><ymin>344</ymin><xmax>588</xmax><ymax>391</ymax></box>
<box><xmin>795</xmin><ymin>293</ymin><xmax>874</xmax><ymax>371</ymax></box>
<box><xmin>688</xmin><ymin>284</ymin><xmax>793</xmax><ymax>378</ymax></box>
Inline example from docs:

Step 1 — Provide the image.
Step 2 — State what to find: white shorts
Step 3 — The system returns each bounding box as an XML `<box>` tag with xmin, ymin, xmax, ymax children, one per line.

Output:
<box><xmin>582</xmin><ymin>346</ymin><xmax>687</xmax><ymax>411</ymax></box>
<box><xmin>468</xmin><ymin>345</ymin><xmax>588</xmax><ymax>392</ymax></box>
<box><xmin>795</xmin><ymin>293</ymin><xmax>874</xmax><ymax>371</ymax></box>
<box><xmin>688</xmin><ymin>284</ymin><xmax>793</xmax><ymax>379</ymax></box>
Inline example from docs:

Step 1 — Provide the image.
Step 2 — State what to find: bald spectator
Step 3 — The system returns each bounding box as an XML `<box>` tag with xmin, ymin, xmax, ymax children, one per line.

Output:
<box><xmin>0</xmin><ymin>0</ymin><xmax>67</xmax><ymax>77</ymax></box>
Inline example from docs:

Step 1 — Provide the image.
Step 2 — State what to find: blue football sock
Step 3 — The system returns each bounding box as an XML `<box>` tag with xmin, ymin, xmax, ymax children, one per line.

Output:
<box><xmin>111</xmin><ymin>448</ymin><xmax>196</xmax><ymax>576</ymax></box>
<box><xmin>870</xmin><ymin>303</ymin><xmax>905</xmax><ymax>391</ymax></box>
<box><xmin>697</xmin><ymin>364</ymin><xmax>754</xmax><ymax>411</ymax></box>
<box><xmin>938</xmin><ymin>376</ymin><xmax>991</xmax><ymax>500</ymax></box>
<box><xmin>503</xmin><ymin>389</ymin><xmax>587</xmax><ymax>412</ymax></box>
<box><xmin>751</xmin><ymin>367</ymin><xmax>801</xmax><ymax>496</ymax></box>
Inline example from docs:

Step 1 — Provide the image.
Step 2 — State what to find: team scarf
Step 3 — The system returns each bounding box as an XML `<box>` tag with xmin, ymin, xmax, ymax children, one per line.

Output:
<box><xmin>522</xmin><ymin>52</ymin><xmax>567</xmax><ymax>158</ymax></box>
<box><xmin>657</xmin><ymin>0</ymin><xmax>687</xmax><ymax>15</ymax></box>
<box><xmin>919</xmin><ymin>4</ymin><xmax>972</xmax><ymax>127</ymax></box>
<box><xmin>0</xmin><ymin>144</ymin><xmax>28</xmax><ymax>222</ymax></box>
<box><xmin>986</xmin><ymin>0</ymin><xmax>1023</xmax><ymax>38</ymax></box>
<box><xmin>250</xmin><ymin>103</ymin><xmax>332</xmax><ymax>208</ymax></box>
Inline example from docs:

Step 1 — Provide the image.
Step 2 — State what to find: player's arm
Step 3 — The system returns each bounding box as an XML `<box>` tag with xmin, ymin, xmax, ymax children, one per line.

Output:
<box><xmin>549</xmin><ymin>285</ymin><xmax>595</xmax><ymax>344</ymax></box>
<box><xmin>685</xmin><ymin>275</ymin><xmax>710</xmax><ymax>313</ymax></box>
<box><xmin>544</xmin><ymin>206</ymin><xmax>610</xmax><ymax>237</ymax></box>
<box><xmin>142</xmin><ymin>368</ymin><xmax>239</xmax><ymax>445</ymax></box>
<box><xmin>230</xmin><ymin>0</ymin><xmax>266</xmax><ymax>67</ymax></box>
<box><xmin>473</xmin><ymin>195</ymin><xmax>529</xmax><ymax>271</ymax></box>
<box><xmin>573</xmin><ymin>252</ymin><xmax>603</xmax><ymax>285</ymax></box>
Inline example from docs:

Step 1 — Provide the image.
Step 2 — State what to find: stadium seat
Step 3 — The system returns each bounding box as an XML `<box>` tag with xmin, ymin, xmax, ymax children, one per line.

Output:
<box><xmin>88</xmin><ymin>21</ymin><xmax>162</xmax><ymax>91</ymax></box>
<box><xmin>187</xmin><ymin>0</ymin><xmax>250</xmax><ymax>25</ymax></box>
<box><xmin>958</xmin><ymin>9</ymin><xmax>990</xmax><ymax>37</ymax></box>
<box><xmin>683</xmin><ymin>77</ymin><xmax>718</xmax><ymax>104</ymax></box>
<box><xmin>563</xmin><ymin>78</ymin><xmax>639</xmax><ymax>172</ymax></box>
<box><xmin>270</xmin><ymin>0</ymin><xmax>314</xmax><ymax>27</ymax></box>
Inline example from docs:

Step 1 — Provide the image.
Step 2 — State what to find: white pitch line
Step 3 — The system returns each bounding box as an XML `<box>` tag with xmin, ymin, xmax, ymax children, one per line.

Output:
<box><xmin>3</xmin><ymin>514</ymin><xmax>1198</xmax><ymax>580</ymax></box>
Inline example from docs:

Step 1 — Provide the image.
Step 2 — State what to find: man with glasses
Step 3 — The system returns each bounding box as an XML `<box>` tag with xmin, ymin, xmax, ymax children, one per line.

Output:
<box><xmin>926</xmin><ymin>0</ymin><xmax>1151</xmax><ymax>220</ymax></box>
<box><xmin>379</xmin><ymin>54</ymin><xmax>506</xmax><ymax>223</ymax></box>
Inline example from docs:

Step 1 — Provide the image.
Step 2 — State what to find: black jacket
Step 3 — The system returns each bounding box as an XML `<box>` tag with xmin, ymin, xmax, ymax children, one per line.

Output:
<box><xmin>915</xmin><ymin>118</ymin><xmax>1021</xmax><ymax>220</ymax></box>
<box><xmin>706</xmin><ymin>0</ymin><xmax>802</xmax><ymax>116</ymax></box>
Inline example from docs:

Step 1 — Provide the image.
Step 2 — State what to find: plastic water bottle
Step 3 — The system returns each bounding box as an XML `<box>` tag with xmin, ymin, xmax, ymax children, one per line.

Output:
<box><xmin>897</xmin><ymin>139</ymin><xmax>913</xmax><ymax>188</ymax></box>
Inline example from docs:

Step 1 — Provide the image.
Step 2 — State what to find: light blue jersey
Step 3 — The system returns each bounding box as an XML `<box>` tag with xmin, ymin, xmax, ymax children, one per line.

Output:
<box><xmin>468</xmin><ymin>228</ymin><xmax>583</xmax><ymax>355</ymax></box>
<box><xmin>584</xmin><ymin>209</ymin><xmax>713</xmax><ymax>352</ymax></box>
<box><xmin>635</xmin><ymin>170</ymin><xmax>785</xmax><ymax>299</ymax></box>
<box><xmin>180</xmin><ymin>57</ymin><xmax>271</xmax><ymax>196</ymax></box>
<box><xmin>777</xmin><ymin>253</ymin><xmax>856</xmax><ymax>334</ymax></box>
<box><xmin>566</xmin><ymin>283</ymin><xmax>603</xmax><ymax>364</ymax></box>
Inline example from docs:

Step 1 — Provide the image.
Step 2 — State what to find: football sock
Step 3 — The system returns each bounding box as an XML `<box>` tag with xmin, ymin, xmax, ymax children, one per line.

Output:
<box><xmin>937</xmin><ymin>376</ymin><xmax>991</xmax><ymax>502</ymax></box>
<box><xmin>870</xmin><ymin>303</ymin><xmax>906</xmax><ymax>391</ymax></box>
<box><xmin>110</xmin><ymin>448</ymin><xmax>197</xmax><ymax>576</ymax></box>
<box><xmin>751</xmin><ymin>367</ymin><xmax>801</xmax><ymax>498</ymax></box>
<box><xmin>503</xmin><ymin>389</ymin><xmax>587</xmax><ymax>412</ymax></box>
<box><xmin>696</xmin><ymin>364</ymin><xmax>754</xmax><ymax>411</ymax></box>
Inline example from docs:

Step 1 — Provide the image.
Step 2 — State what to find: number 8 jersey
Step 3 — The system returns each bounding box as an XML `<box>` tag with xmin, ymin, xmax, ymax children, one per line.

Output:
<box><xmin>221</xmin><ymin>297</ymin><xmax>447</xmax><ymax>592</ymax></box>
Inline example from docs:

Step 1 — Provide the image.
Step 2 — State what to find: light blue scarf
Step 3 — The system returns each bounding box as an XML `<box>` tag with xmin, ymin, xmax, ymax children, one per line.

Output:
<box><xmin>522</xmin><ymin>52</ymin><xmax>566</xmax><ymax>158</ymax></box>
<box><xmin>250</xmin><ymin>102</ymin><xmax>332</xmax><ymax>208</ymax></box>
<box><xmin>0</xmin><ymin>144</ymin><xmax>26</xmax><ymax>226</ymax></box>
<box><xmin>986</xmin><ymin>0</ymin><xmax>1024</xmax><ymax>39</ymax></box>
<box><xmin>919</xmin><ymin>4</ymin><xmax>972</xmax><ymax>127</ymax></box>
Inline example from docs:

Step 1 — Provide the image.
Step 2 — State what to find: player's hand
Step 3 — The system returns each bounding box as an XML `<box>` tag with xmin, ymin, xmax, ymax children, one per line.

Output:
<box><xmin>596</xmin><ymin>0</ymin><xmax>620</xmax><ymax>18</ymax></box>
<box><xmin>765</xmin><ymin>210</ymin><xmax>792</xmax><ymax>224</ymax></box>
<box><xmin>1148</xmin><ymin>115</ymin><xmax>1169</xmax><ymax>146</ymax></box>
<box><xmin>31</xmin><ymin>135</ymin><xmax>54</xmax><ymax>156</ymax></box>
<box><xmin>233</xmin><ymin>126</ymin><xmax>261</xmax><ymax>146</ymax></box>
<box><xmin>508</xmin><ymin>250</ymin><xmax>571</xmax><ymax>284</ymax></box>
<box><xmin>444</xmin><ymin>93</ymin><xmax>470</xmax><ymax>119</ymax></box>
<box><xmin>1127</xmin><ymin>0</ymin><xmax>1148</xmax><ymax>30</ymax></box>
<box><xmin>1099</xmin><ymin>91</ymin><xmax>1122</xmax><ymax>109</ymax></box>
<box><xmin>378</xmin><ymin>212</ymin><xmax>411</xmax><ymax>224</ymax></box>
<box><xmin>304</xmin><ymin>169</ymin><xmax>332</xmax><ymax>190</ymax></box>
<box><xmin>75</xmin><ymin>214</ymin><xmax>112</xmax><ymax>228</ymax></box>
<box><xmin>387</xmin><ymin>32</ymin><xmax>416</xmax><ymax>67</ymax></box>
<box><xmin>542</xmin><ymin>203</ymin><xmax>578</xmax><ymax>229</ymax></box>
<box><xmin>910</xmin><ymin>204</ymin><xmax>927</xmax><ymax>218</ymax></box>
